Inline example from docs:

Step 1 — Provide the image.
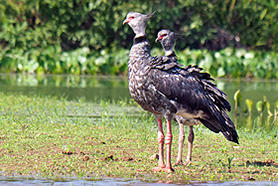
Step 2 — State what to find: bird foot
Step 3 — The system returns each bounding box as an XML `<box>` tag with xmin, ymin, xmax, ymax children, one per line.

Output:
<box><xmin>162</xmin><ymin>166</ymin><xmax>174</xmax><ymax>173</ymax></box>
<box><xmin>174</xmin><ymin>161</ymin><xmax>183</xmax><ymax>166</ymax></box>
<box><xmin>153</xmin><ymin>165</ymin><xmax>166</xmax><ymax>172</ymax></box>
<box><xmin>183</xmin><ymin>160</ymin><xmax>192</xmax><ymax>165</ymax></box>
<box><xmin>174</xmin><ymin>160</ymin><xmax>192</xmax><ymax>166</ymax></box>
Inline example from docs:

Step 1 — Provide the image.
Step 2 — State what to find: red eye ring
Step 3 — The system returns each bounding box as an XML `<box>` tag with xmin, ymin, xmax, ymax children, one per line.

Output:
<box><xmin>159</xmin><ymin>34</ymin><xmax>167</xmax><ymax>39</ymax></box>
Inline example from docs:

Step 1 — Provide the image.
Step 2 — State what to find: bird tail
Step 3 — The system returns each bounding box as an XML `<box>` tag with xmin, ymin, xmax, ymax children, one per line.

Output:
<box><xmin>184</xmin><ymin>65</ymin><xmax>238</xmax><ymax>143</ymax></box>
<box><xmin>199</xmin><ymin>110</ymin><xmax>239</xmax><ymax>144</ymax></box>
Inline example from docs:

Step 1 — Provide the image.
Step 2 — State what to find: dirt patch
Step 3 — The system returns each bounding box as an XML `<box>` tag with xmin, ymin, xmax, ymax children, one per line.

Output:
<box><xmin>241</xmin><ymin>174</ymin><xmax>256</xmax><ymax>181</ymax></box>
<box><xmin>246</xmin><ymin>159</ymin><xmax>278</xmax><ymax>167</ymax></box>
<box><xmin>82</xmin><ymin>155</ymin><xmax>90</xmax><ymax>161</ymax></box>
<box><xmin>120</xmin><ymin>157</ymin><xmax>133</xmax><ymax>161</ymax></box>
<box><xmin>101</xmin><ymin>154</ymin><xmax>115</xmax><ymax>161</ymax></box>
<box><xmin>149</xmin><ymin>153</ymin><xmax>159</xmax><ymax>160</ymax></box>
<box><xmin>62</xmin><ymin>149</ymin><xmax>74</xmax><ymax>155</ymax></box>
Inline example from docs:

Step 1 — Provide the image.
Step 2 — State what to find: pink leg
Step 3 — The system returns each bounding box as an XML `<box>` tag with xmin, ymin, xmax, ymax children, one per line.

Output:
<box><xmin>174</xmin><ymin>123</ymin><xmax>185</xmax><ymax>165</ymax></box>
<box><xmin>184</xmin><ymin>126</ymin><xmax>194</xmax><ymax>165</ymax></box>
<box><xmin>153</xmin><ymin>118</ymin><xmax>165</xmax><ymax>171</ymax></box>
<box><xmin>162</xmin><ymin>120</ymin><xmax>174</xmax><ymax>173</ymax></box>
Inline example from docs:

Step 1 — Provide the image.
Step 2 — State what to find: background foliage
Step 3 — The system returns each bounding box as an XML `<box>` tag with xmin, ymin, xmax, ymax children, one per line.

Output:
<box><xmin>0</xmin><ymin>0</ymin><xmax>277</xmax><ymax>77</ymax></box>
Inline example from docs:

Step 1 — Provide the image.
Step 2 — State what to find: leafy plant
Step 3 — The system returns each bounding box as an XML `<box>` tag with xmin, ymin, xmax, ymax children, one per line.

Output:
<box><xmin>0</xmin><ymin>1</ymin><xmax>278</xmax><ymax>76</ymax></box>
<box><xmin>1</xmin><ymin>0</ymin><xmax>278</xmax><ymax>52</ymax></box>
<box><xmin>233</xmin><ymin>89</ymin><xmax>242</xmax><ymax>115</ymax></box>
<box><xmin>256</xmin><ymin>100</ymin><xmax>267</xmax><ymax>116</ymax></box>
<box><xmin>245</xmin><ymin>99</ymin><xmax>253</xmax><ymax>116</ymax></box>
<box><xmin>264</xmin><ymin>96</ymin><xmax>273</xmax><ymax>116</ymax></box>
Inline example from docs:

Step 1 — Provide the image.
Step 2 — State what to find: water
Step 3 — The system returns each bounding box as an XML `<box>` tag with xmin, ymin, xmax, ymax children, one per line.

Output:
<box><xmin>0</xmin><ymin>74</ymin><xmax>130</xmax><ymax>101</ymax></box>
<box><xmin>0</xmin><ymin>177</ymin><xmax>277</xmax><ymax>186</ymax></box>
<box><xmin>1</xmin><ymin>74</ymin><xmax>278</xmax><ymax>103</ymax></box>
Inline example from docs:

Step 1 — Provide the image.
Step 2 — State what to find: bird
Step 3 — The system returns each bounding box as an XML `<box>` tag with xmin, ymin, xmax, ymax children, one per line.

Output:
<box><xmin>156</xmin><ymin>29</ymin><xmax>201</xmax><ymax>165</ymax></box>
<box><xmin>123</xmin><ymin>12</ymin><xmax>238</xmax><ymax>173</ymax></box>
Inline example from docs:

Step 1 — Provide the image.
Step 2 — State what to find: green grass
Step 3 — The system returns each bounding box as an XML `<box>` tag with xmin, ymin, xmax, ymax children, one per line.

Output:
<box><xmin>0</xmin><ymin>93</ymin><xmax>277</xmax><ymax>182</ymax></box>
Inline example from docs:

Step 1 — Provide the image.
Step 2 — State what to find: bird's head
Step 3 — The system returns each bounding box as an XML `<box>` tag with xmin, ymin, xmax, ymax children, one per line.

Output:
<box><xmin>123</xmin><ymin>11</ymin><xmax>155</xmax><ymax>37</ymax></box>
<box><xmin>156</xmin><ymin>29</ymin><xmax>176</xmax><ymax>56</ymax></box>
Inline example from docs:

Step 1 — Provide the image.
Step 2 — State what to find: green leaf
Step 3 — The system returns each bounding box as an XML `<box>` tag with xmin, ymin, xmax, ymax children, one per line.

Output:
<box><xmin>260</xmin><ymin>9</ymin><xmax>268</xmax><ymax>20</ymax></box>
<box><xmin>256</xmin><ymin>100</ymin><xmax>266</xmax><ymax>113</ymax></box>
<box><xmin>256</xmin><ymin>101</ymin><xmax>263</xmax><ymax>113</ymax></box>
<box><xmin>217</xmin><ymin>67</ymin><xmax>225</xmax><ymax>77</ymax></box>
<box><xmin>264</xmin><ymin>96</ymin><xmax>272</xmax><ymax>116</ymax></box>
<box><xmin>245</xmin><ymin>99</ymin><xmax>253</xmax><ymax>115</ymax></box>
<box><xmin>234</xmin><ymin>89</ymin><xmax>242</xmax><ymax>107</ymax></box>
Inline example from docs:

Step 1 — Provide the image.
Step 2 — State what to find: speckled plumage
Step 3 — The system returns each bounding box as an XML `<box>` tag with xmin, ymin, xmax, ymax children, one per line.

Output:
<box><xmin>123</xmin><ymin>12</ymin><xmax>238</xmax><ymax>172</ymax></box>
<box><xmin>154</xmin><ymin>29</ymin><xmax>238</xmax><ymax>142</ymax></box>
<box><xmin>129</xmin><ymin>35</ymin><xmax>237</xmax><ymax>142</ymax></box>
<box><xmin>157</xmin><ymin>30</ymin><xmax>200</xmax><ymax>128</ymax></box>
<box><xmin>157</xmin><ymin>29</ymin><xmax>218</xmax><ymax>165</ymax></box>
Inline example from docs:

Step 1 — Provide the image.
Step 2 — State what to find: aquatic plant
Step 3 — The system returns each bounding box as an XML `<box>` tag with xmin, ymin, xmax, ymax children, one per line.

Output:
<box><xmin>233</xmin><ymin>90</ymin><xmax>278</xmax><ymax>118</ymax></box>
<box><xmin>233</xmin><ymin>89</ymin><xmax>242</xmax><ymax>115</ymax></box>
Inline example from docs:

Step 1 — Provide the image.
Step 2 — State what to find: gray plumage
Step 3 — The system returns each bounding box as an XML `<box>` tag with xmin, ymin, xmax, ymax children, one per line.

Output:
<box><xmin>123</xmin><ymin>12</ymin><xmax>238</xmax><ymax>172</ymax></box>
<box><xmin>155</xmin><ymin>29</ymin><xmax>238</xmax><ymax>143</ymax></box>
<box><xmin>134</xmin><ymin>27</ymin><xmax>238</xmax><ymax>142</ymax></box>
<box><xmin>156</xmin><ymin>29</ymin><xmax>200</xmax><ymax>126</ymax></box>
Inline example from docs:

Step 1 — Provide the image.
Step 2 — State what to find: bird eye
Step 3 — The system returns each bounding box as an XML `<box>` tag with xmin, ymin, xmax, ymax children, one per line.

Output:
<box><xmin>159</xmin><ymin>34</ymin><xmax>167</xmax><ymax>39</ymax></box>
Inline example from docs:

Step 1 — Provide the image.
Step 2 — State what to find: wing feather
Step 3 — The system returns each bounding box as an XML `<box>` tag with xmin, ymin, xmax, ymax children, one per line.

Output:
<box><xmin>148</xmin><ymin>57</ymin><xmax>238</xmax><ymax>144</ymax></box>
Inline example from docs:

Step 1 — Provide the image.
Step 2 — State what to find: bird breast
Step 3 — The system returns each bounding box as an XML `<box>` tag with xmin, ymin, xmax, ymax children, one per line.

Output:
<box><xmin>128</xmin><ymin>44</ymin><xmax>178</xmax><ymax>116</ymax></box>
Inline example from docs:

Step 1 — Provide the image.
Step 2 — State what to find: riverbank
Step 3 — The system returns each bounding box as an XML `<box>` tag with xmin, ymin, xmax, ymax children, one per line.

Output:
<box><xmin>0</xmin><ymin>93</ymin><xmax>277</xmax><ymax>182</ymax></box>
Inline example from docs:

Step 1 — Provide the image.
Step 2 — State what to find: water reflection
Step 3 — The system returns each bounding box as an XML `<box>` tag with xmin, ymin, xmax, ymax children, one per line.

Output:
<box><xmin>235</xmin><ymin>114</ymin><xmax>278</xmax><ymax>133</ymax></box>
<box><xmin>1</xmin><ymin>74</ymin><xmax>278</xmax><ymax>102</ymax></box>
<box><xmin>0</xmin><ymin>74</ymin><xmax>130</xmax><ymax>101</ymax></box>
<box><xmin>0</xmin><ymin>177</ymin><xmax>276</xmax><ymax>186</ymax></box>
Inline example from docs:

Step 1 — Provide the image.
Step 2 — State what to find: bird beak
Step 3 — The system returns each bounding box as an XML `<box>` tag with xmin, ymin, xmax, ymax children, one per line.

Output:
<box><xmin>123</xmin><ymin>17</ymin><xmax>133</xmax><ymax>25</ymax></box>
<box><xmin>155</xmin><ymin>37</ymin><xmax>161</xmax><ymax>43</ymax></box>
<box><xmin>123</xmin><ymin>19</ymin><xmax>128</xmax><ymax>25</ymax></box>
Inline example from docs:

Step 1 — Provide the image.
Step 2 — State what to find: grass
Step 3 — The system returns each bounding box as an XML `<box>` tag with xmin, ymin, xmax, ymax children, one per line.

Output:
<box><xmin>0</xmin><ymin>93</ymin><xmax>277</xmax><ymax>183</ymax></box>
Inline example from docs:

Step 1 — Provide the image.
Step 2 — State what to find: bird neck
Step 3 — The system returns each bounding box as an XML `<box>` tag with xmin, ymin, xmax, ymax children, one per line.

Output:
<box><xmin>134</xmin><ymin>31</ymin><xmax>146</xmax><ymax>38</ymax></box>
<box><xmin>165</xmin><ymin>50</ymin><xmax>176</xmax><ymax>57</ymax></box>
<box><xmin>163</xmin><ymin>43</ymin><xmax>175</xmax><ymax>57</ymax></box>
<box><xmin>132</xmin><ymin>23</ymin><xmax>147</xmax><ymax>39</ymax></box>
<box><xmin>133</xmin><ymin>35</ymin><xmax>148</xmax><ymax>45</ymax></box>
<box><xmin>129</xmin><ymin>35</ymin><xmax>151</xmax><ymax>67</ymax></box>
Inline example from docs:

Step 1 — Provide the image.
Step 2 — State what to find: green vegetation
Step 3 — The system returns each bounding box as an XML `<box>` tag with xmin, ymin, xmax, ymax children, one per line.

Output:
<box><xmin>1</xmin><ymin>0</ymin><xmax>277</xmax><ymax>50</ymax></box>
<box><xmin>0</xmin><ymin>93</ymin><xmax>277</xmax><ymax>181</ymax></box>
<box><xmin>0</xmin><ymin>0</ymin><xmax>278</xmax><ymax>77</ymax></box>
<box><xmin>0</xmin><ymin>46</ymin><xmax>129</xmax><ymax>75</ymax></box>
<box><xmin>175</xmin><ymin>48</ymin><xmax>278</xmax><ymax>79</ymax></box>
<box><xmin>232</xmin><ymin>89</ymin><xmax>278</xmax><ymax>134</ymax></box>
<box><xmin>233</xmin><ymin>89</ymin><xmax>278</xmax><ymax>116</ymax></box>
<box><xmin>1</xmin><ymin>47</ymin><xmax>278</xmax><ymax>78</ymax></box>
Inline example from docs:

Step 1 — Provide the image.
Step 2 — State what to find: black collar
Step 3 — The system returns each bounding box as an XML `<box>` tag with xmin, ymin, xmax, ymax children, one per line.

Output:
<box><xmin>167</xmin><ymin>52</ymin><xmax>177</xmax><ymax>58</ymax></box>
<box><xmin>134</xmin><ymin>35</ymin><xmax>148</xmax><ymax>44</ymax></box>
